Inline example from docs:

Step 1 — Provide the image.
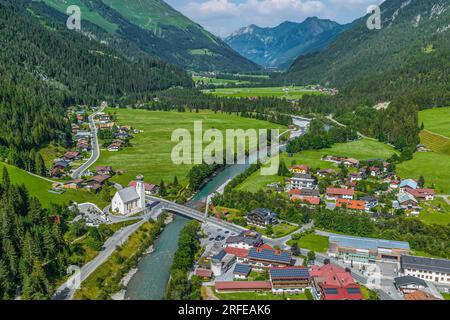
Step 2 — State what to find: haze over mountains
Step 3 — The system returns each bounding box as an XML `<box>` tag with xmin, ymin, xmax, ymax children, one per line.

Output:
<box><xmin>226</xmin><ymin>17</ymin><xmax>352</xmax><ymax>69</ymax></box>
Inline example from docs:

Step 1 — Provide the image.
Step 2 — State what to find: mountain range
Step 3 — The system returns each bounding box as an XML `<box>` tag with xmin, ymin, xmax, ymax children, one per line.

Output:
<box><xmin>281</xmin><ymin>0</ymin><xmax>450</xmax><ymax>104</ymax></box>
<box><xmin>225</xmin><ymin>17</ymin><xmax>352</xmax><ymax>69</ymax></box>
<box><xmin>32</xmin><ymin>0</ymin><xmax>259</xmax><ymax>72</ymax></box>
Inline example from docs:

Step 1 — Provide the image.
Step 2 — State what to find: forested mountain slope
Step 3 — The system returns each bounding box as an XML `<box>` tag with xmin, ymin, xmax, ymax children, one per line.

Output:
<box><xmin>0</xmin><ymin>0</ymin><xmax>191</xmax><ymax>163</ymax></box>
<box><xmin>281</xmin><ymin>0</ymin><xmax>450</xmax><ymax>106</ymax></box>
<box><xmin>34</xmin><ymin>0</ymin><xmax>260</xmax><ymax>72</ymax></box>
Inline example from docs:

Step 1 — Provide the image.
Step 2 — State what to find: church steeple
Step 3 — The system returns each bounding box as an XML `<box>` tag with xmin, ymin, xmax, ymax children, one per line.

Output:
<box><xmin>136</xmin><ymin>174</ymin><xmax>146</xmax><ymax>209</ymax></box>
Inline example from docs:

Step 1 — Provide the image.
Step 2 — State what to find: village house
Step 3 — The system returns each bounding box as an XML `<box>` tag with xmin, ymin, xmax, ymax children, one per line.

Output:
<box><xmin>400</xmin><ymin>255</ymin><xmax>450</xmax><ymax>285</ymax></box>
<box><xmin>76</xmin><ymin>139</ymin><xmax>90</xmax><ymax>152</ymax></box>
<box><xmin>288</xmin><ymin>188</ymin><xmax>321</xmax><ymax>205</ymax></box>
<box><xmin>326</xmin><ymin>188</ymin><xmax>355</xmax><ymax>201</ymax></box>
<box><xmin>397</xmin><ymin>193</ymin><xmax>419</xmax><ymax>207</ymax></box>
<box><xmin>361</xmin><ymin>196</ymin><xmax>379</xmax><ymax>211</ymax></box>
<box><xmin>247</xmin><ymin>247</ymin><xmax>292</xmax><ymax>270</ymax></box>
<box><xmin>107</xmin><ymin>143</ymin><xmax>121</xmax><ymax>152</ymax></box>
<box><xmin>128</xmin><ymin>180</ymin><xmax>159</xmax><ymax>195</ymax></box>
<box><xmin>389</xmin><ymin>180</ymin><xmax>400</xmax><ymax>189</ymax></box>
<box><xmin>343</xmin><ymin>158</ymin><xmax>360</xmax><ymax>167</ymax></box>
<box><xmin>194</xmin><ymin>268</ymin><xmax>213</xmax><ymax>281</ymax></box>
<box><xmin>226</xmin><ymin>230</ymin><xmax>263</xmax><ymax>249</ymax></box>
<box><xmin>63</xmin><ymin>151</ymin><xmax>81</xmax><ymax>162</ymax></box>
<box><xmin>111</xmin><ymin>175</ymin><xmax>146</xmax><ymax>215</ymax></box>
<box><xmin>269</xmin><ymin>267</ymin><xmax>310</xmax><ymax>294</ymax></box>
<box><xmin>288</xmin><ymin>173</ymin><xmax>316</xmax><ymax>190</ymax></box>
<box><xmin>310</xmin><ymin>264</ymin><xmax>363</xmax><ymax>300</ymax></box>
<box><xmin>323</xmin><ymin>155</ymin><xmax>359</xmax><ymax>167</ymax></box>
<box><xmin>399</xmin><ymin>179</ymin><xmax>418</xmax><ymax>191</ymax></box>
<box><xmin>75</xmin><ymin>130</ymin><xmax>92</xmax><ymax>140</ymax></box>
<box><xmin>289</xmin><ymin>164</ymin><xmax>309</xmax><ymax>174</ymax></box>
<box><xmin>349</xmin><ymin>172</ymin><xmax>364</xmax><ymax>182</ymax></box>
<box><xmin>369</xmin><ymin>166</ymin><xmax>381</xmax><ymax>177</ymax></box>
<box><xmin>96</xmin><ymin>166</ymin><xmax>113</xmax><ymax>175</ymax></box>
<box><xmin>224</xmin><ymin>246</ymin><xmax>249</xmax><ymax>264</ymax></box>
<box><xmin>246</xmin><ymin>208</ymin><xmax>277</xmax><ymax>227</ymax></box>
<box><xmin>404</xmin><ymin>187</ymin><xmax>436</xmax><ymax>201</ymax></box>
<box><xmin>335</xmin><ymin>199</ymin><xmax>366</xmax><ymax>211</ymax></box>
<box><xmin>233</xmin><ymin>264</ymin><xmax>252</xmax><ymax>279</ymax></box>
<box><xmin>85</xmin><ymin>174</ymin><xmax>110</xmax><ymax>192</ymax></box>
<box><xmin>317</xmin><ymin>169</ymin><xmax>337</xmax><ymax>177</ymax></box>
<box><xmin>51</xmin><ymin>160</ymin><xmax>70</xmax><ymax>177</ymax></box>
<box><xmin>63</xmin><ymin>179</ymin><xmax>83</xmax><ymax>190</ymax></box>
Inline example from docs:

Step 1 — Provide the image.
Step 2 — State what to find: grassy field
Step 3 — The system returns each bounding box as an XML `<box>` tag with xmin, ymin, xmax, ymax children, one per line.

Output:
<box><xmin>257</xmin><ymin>222</ymin><xmax>300</xmax><ymax>239</ymax></box>
<box><xmin>238</xmin><ymin>139</ymin><xmax>398</xmax><ymax>192</ymax></box>
<box><xmin>418</xmin><ymin>198</ymin><xmax>450</xmax><ymax>226</ymax></box>
<box><xmin>397</xmin><ymin>152</ymin><xmax>450</xmax><ymax>194</ymax></box>
<box><xmin>193</xmin><ymin>76</ymin><xmax>253</xmax><ymax>86</ymax></box>
<box><xmin>93</xmin><ymin>109</ymin><xmax>286</xmax><ymax>186</ymax></box>
<box><xmin>419</xmin><ymin>107</ymin><xmax>450</xmax><ymax>138</ymax></box>
<box><xmin>419</xmin><ymin>130</ymin><xmax>450</xmax><ymax>155</ymax></box>
<box><xmin>205</xmin><ymin>286</ymin><xmax>309</xmax><ymax>300</ymax></box>
<box><xmin>0</xmin><ymin>161</ymin><xmax>102</xmax><ymax>208</ymax></box>
<box><xmin>206</xmin><ymin>86</ymin><xmax>322</xmax><ymax>99</ymax></box>
<box><xmin>288</xmin><ymin>233</ymin><xmax>329</xmax><ymax>253</ymax></box>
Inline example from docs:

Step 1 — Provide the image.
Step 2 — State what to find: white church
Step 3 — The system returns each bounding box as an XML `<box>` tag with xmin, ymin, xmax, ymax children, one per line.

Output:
<box><xmin>111</xmin><ymin>175</ymin><xmax>146</xmax><ymax>215</ymax></box>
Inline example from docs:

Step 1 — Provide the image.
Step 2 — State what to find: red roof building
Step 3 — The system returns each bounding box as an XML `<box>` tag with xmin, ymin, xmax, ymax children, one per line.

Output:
<box><xmin>224</xmin><ymin>246</ymin><xmax>249</xmax><ymax>259</ymax></box>
<box><xmin>336</xmin><ymin>199</ymin><xmax>366</xmax><ymax>211</ymax></box>
<box><xmin>290</xmin><ymin>165</ymin><xmax>309</xmax><ymax>174</ymax></box>
<box><xmin>310</xmin><ymin>264</ymin><xmax>363</xmax><ymax>300</ymax></box>
<box><xmin>215</xmin><ymin>281</ymin><xmax>272</xmax><ymax>292</ymax></box>
<box><xmin>326</xmin><ymin>188</ymin><xmax>355</xmax><ymax>200</ymax></box>
<box><xmin>405</xmin><ymin>187</ymin><xmax>436</xmax><ymax>201</ymax></box>
<box><xmin>128</xmin><ymin>180</ymin><xmax>158</xmax><ymax>194</ymax></box>
<box><xmin>195</xmin><ymin>268</ymin><xmax>213</xmax><ymax>279</ymax></box>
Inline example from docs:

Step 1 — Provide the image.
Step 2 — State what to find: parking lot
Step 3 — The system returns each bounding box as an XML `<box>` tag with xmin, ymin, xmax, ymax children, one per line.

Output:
<box><xmin>202</xmin><ymin>223</ymin><xmax>237</xmax><ymax>247</ymax></box>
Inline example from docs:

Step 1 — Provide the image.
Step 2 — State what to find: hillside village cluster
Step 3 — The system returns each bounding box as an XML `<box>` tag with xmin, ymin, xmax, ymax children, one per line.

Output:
<box><xmin>281</xmin><ymin>158</ymin><xmax>436</xmax><ymax>217</ymax></box>
<box><xmin>49</xmin><ymin>107</ymin><xmax>151</xmax><ymax>194</ymax></box>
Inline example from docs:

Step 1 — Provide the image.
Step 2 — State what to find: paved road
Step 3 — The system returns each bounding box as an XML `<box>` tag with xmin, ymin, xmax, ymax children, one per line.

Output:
<box><xmin>55</xmin><ymin>203</ymin><xmax>164</xmax><ymax>300</ymax></box>
<box><xmin>71</xmin><ymin>106</ymin><xmax>104</xmax><ymax>179</ymax></box>
<box><xmin>54</xmin><ymin>219</ymin><xmax>146</xmax><ymax>300</ymax></box>
<box><xmin>436</xmin><ymin>195</ymin><xmax>450</xmax><ymax>205</ymax></box>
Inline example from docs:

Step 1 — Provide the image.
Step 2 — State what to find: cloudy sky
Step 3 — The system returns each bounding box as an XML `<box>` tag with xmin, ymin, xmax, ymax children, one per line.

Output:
<box><xmin>166</xmin><ymin>0</ymin><xmax>384</xmax><ymax>36</ymax></box>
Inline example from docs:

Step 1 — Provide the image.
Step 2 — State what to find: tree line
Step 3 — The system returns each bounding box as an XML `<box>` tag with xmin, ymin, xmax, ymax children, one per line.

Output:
<box><xmin>0</xmin><ymin>168</ymin><xmax>71</xmax><ymax>299</ymax></box>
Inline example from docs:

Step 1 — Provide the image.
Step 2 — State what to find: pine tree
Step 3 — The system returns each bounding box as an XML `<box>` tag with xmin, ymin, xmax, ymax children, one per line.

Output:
<box><xmin>2</xmin><ymin>168</ymin><xmax>10</xmax><ymax>190</ymax></box>
<box><xmin>159</xmin><ymin>179</ymin><xmax>167</xmax><ymax>196</ymax></box>
<box><xmin>35</xmin><ymin>153</ymin><xmax>47</xmax><ymax>177</ymax></box>
<box><xmin>173</xmin><ymin>176</ymin><xmax>179</xmax><ymax>187</ymax></box>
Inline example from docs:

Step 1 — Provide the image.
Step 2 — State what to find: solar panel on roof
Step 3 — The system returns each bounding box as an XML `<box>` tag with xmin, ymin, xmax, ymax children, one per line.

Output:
<box><xmin>248</xmin><ymin>248</ymin><xmax>291</xmax><ymax>263</ymax></box>
<box><xmin>346</xmin><ymin>288</ymin><xmax>362</xmax><ymax>294</ymax></box>
<box><xmin>234</xmin><ymin>264</ymin><xmax>251</xmax><ymax>275</ymax></box>
<box><xmin>324</xmin><ymin>288</ymin><xmax>339</xmax><ymax>295</ymax></box>
<box><xmin>269</xmin><ymin>268</ymin><xmax>310</xmax><ymax>279</ymax></box>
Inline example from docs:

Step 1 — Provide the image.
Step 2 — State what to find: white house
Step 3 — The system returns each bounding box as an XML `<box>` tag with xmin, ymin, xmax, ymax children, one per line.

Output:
<box><xmin>401</xmin><ymin>255</ymin><xmax>450</xmax><ymax>285</ymax></box>
<box><xmin>111</xmin><ymin>175</ymin><xmax>146</xmax><ymax>215</ymax></box>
